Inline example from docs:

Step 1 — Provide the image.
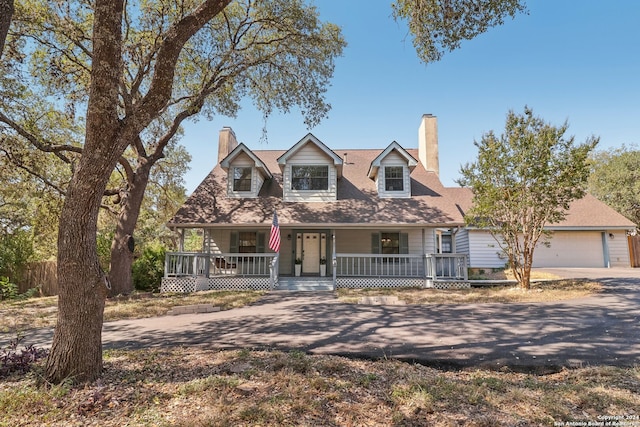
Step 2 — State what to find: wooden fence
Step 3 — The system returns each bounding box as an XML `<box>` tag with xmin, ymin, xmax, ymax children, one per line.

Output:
<box><xmin>18</xmin><ymin>261</ymin><xmax>58</xmax><ymax>296</ymax></box>
<box><xmin>628</xmin><ymin>235</ymin><xmax>640</xmax><ymax>268</ymax></box>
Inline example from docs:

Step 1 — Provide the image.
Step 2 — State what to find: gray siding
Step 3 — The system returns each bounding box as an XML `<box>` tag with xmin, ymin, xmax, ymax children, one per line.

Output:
<box><xmin>454</xmin><ymin>228</ymin><xmax>470</xmax><ymax>256</ymax></box>
<box><xmin>282</xmin><ymin>143</ymin><xmax>338</xmax><ymax>202</ymax></box>
<box><xmin>607</xmin><ymin>230</ymin><xmax>630</xmax><ymax>267</ymax></box>
<box><xmin>468</xmin><ymin>230</ymin><xmax>506</xmax><ymax>268</ymax></box>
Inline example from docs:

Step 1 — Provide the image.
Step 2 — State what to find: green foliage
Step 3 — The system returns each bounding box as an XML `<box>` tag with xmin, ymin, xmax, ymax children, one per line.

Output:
<box><xmin>132</xmin><ymin>243</ymin><xmax>167</xmax><ymax>292</ymax></box>
<box><xmin>458</xmin><ymin>107</ymin><xmax>598</xmax><ymax>288</ymax></box>
<box><xmin>0</xmin><ymin>276</ymin><xmax>18</xmax><ymax>300</ymax></box>
<box><xmin>392</xmin><ymin>0</ymin><xmax>526</xmax><ymax>64</ymax></box>
<box><xmin>0</xmin><ymin>230</ymin><xmax>34</xmax><ymax>282</ymax></box>
<box><xmin>96</xmin><ymin>230</ymin><xmax>114</xmax><ymax>273</ymax></box>
<box><xmin>588</xmin><ymin>146</ymin><xmax>640</xmax><ymax>226</ymax></box>
<box><xmin>183</xmin><ymin>229</ymin><xmax>204</xmax><ymax>252</ymax></box>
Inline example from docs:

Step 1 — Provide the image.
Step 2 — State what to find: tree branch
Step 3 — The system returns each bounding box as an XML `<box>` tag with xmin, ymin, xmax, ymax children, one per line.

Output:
<box><xmin>131</xmin><ymin>0</ymin><xmax>232</xmax><ymax>131</ymax></box>
<box><xmin>0</xmin><ymin>111</ymin><xmax>81</xmax><ymax>164</ymax></box>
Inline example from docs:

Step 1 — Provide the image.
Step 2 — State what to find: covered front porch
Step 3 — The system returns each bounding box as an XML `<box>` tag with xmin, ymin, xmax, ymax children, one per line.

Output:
<box><xmin>161</xmin><ymin>229</ymin><xmax>469</xmax><ymax>292</ymax></box>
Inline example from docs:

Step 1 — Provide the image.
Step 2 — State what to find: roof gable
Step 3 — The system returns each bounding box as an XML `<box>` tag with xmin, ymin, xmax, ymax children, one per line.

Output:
<box><xmin>220</xmin><ymin>143</ymin><xmax>272</xmax><ymax>179</ymax></box>
<box><xmin>367</xmin><ymin>141</ymin><xmax>418</xmax><ymax>179</ymax></box>
<box><xmin>277</xmin><ymin>133</ymin><xmax>343</xmax><ymax>177</ymax></box>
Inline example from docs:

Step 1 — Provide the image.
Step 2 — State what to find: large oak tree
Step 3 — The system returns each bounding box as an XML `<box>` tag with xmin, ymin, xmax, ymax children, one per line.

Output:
<box><xmin>4</xmin><ymin>0</ymin><xmax>345</xmax><ymax>296</ymax></box>
<box><xmin>0</xmin><ymin>0</ymin><xmax>345</xmax><ymax>383</ymax></box>
<box><xmin>0</xmin><ymin>0</ymin><xmax>528</xmax><ymax>383</ymax></box>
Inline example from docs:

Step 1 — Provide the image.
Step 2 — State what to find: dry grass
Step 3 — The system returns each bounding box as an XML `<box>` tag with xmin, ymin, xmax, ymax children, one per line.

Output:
<box><xmin>468</xmin><ymin>268</ymin><xmax>561</xmax><ymax>281</ymax></box>
<box><xmin>337</xmin><ymin>279</ymin><xmax>602</xmax><ymax>305</ymax></box>
<box><xmin>1</xmin><ymin>348</ymin><xmax>638</xmax><ymax>426</ymax></box>
<box><xmin>0</xmin><ymin>291</ymin><xmax>264</xmax><ymax>333</ymax></box>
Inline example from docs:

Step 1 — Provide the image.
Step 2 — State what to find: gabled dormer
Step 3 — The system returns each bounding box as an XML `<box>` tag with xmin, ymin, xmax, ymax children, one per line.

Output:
<box><xmin>368</xmin><ymin>141</ymin><xmax>418</xmax><ymax>198</ymax></box>
<box><xmin>220</xmin><ymin>143</ymin><xmax>272</xmax><ymax>198</ymax></box>
<box><xmin>277</xmin><ymin>133</ymin><xmax>343</xmax><ymax>202</ymax></box>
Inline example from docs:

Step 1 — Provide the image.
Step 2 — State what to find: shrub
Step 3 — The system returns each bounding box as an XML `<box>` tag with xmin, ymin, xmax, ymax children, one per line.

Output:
<box><xmin>0</xmin><ymin>335</ymin><xmax>49</xmax><ymax>378</ymax></box>
<box><xmin>132</xmin><ymin>243</ymin><xmax>166</xmax><ymax>292</ymax></box>
<box><xmin>0</xmin><ymin>230</ymin><xmax>34</xmax><ymax>283</ymax></box>
<box><xmin>0</xmin><ymin>276</ymin><xmax>18</xmax><ymax>301</ymax></box>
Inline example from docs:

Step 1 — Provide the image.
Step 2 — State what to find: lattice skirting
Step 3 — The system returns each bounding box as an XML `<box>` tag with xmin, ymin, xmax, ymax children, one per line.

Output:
<box><xmin>427</xmin><ymin>280</ymin><xmax>471</xmax><ymax>290</ymax></box>
<box><xmin>336</xmin><ymin>277</ymin><xmax>425</xmax><ymax>289</ymax></box>
<box><xmin>161</xmin><ymin>276</ymin><xmax>272</xmax><ymax>293</ymax></box>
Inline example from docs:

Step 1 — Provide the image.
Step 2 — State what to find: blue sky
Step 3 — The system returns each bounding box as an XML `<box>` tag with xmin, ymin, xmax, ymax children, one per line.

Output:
<box><xmin>181</xmin><ymin>0</ymin><xmax>640</xmax><ymax>193</ymax></box>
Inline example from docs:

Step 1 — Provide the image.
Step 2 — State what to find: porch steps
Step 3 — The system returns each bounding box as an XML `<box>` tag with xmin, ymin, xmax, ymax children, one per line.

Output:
<box><xmin>276</xmin><ymin>277</ymin><xmax>334</xmax><ymax>292</ymax></box>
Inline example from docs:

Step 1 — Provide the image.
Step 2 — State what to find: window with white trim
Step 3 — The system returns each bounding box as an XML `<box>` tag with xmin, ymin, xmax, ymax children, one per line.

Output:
<box><xmin>384</xmin><ymin>166</ymin><xmax>404</xmax><ymax>191</ymax></box>
<box><xmin>291</xmin><ymin>165</ymin><xmax>329</xmax><ymax>190</ymax></box>
<box><xmin>233</xmin><ymin>167</ymin><xmax>252</xmax><ymax>192</ymax></box>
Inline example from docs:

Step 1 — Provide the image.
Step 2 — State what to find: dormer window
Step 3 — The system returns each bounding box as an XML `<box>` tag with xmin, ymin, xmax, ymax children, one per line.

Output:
<box><xmin>277</xmin><ymin>134</ymin><xmax>342</xmax><ymax>202</ymax></box>
<box><xmin>291</xmin><ymin>165</ymin><xmax>329</xmax><ymax>191</ymax></box>
<box><xmin>368</xmin><ymin>142</ymin><xmax>418</xmax><ymax>199</ymax></box>
<box><xmin>233</xmin><ymin>167</ymin><xmax>252</xmax><ymax>192</ymax></box>
<box><xmin>384</xmin><ymin>166</ymin><xmax>404</xmax><ymax>191</ymax></box>
<box><xmin>220</xmin><ymin>143</ymin><xmax>272</xmax><ymax>199</ymax></box>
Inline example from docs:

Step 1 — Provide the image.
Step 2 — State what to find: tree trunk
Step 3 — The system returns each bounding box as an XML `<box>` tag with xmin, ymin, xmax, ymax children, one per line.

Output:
<box><xmin>45</xmin><ymin>177</ymin><xmax>108</xmax><ymax>383</ymax></box>
<box><xmin>0</xmin><ymin>0</ymin><xmax>14</xmax><ymax>58</ymax></box>
<box><xmin>108</xmin><ymin>161</ymin><xmax>152</xmax><ymax>296</ymax></box>
<box><xmin>45</xmin><ymin>0</ymin><xmax>125</xmax><ymax>384</ymax></box>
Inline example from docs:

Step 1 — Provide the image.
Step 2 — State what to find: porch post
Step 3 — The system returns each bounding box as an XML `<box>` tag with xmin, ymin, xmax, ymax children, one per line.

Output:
<box><xmin>451</xmin><ymin>227</ymin><xmax>459</xmax><ymax>253</ymax></box>
<box><xmin>422</xmin><ymin>229</ymin><xmax>428</xmax><ymax>286</ymax></box>
<box><xmin>332</xmin><ymin>232</ymin><xmax>337</xmax><ymax>290</ymax></box>
<box><xmin>269</xmin><ymin>254</ymin><xmax>278</xmax><ymax>290</ymax></box>
<box><xmin>164</xmin><ymin>252</ymin><xmax>169</xmax><ymax>278</ymax></box>
<box><xmin>178</xmin><ymin>228</ymin><xmax>185</xmax><ymax>252</ymax></box>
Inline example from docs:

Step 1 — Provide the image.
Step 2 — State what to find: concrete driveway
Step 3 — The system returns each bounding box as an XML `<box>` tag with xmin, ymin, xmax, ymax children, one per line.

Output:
<box><xmin>6</xmin><ymin>268</ymin><xmax>640</xmax><ymax>371</ymax></box>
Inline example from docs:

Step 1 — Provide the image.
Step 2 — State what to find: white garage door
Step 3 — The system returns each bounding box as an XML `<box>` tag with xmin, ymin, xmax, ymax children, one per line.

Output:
<box><xmin>533</xmin><ymin>231</ymin><xmax>605</xmax><ymax>268</ymax></box>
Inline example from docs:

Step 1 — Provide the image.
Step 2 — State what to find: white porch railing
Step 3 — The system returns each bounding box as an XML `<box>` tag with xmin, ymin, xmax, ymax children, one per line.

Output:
<box><xmin>334</xmin><ymin>253</ymin><xmax>467</xmax><ymax>280</ymax></box>
<box><xmin>165</xmin><ymin>252</ymin><xmax>278</xmax><ymax>278</ymax></box>
<box><xmin>165</xmin><ymin>252</ymin><xmax>466</xmax><ymax>287</ymax></box>
<box><xmin>335</xmin><ymin>254</ymin><xmax>424</xmax><ymax>277</ymax></box>
<box><xmin>425</xmin><ymin>253</ymin><xmax>468</xmax><ymax>280</ymax></box>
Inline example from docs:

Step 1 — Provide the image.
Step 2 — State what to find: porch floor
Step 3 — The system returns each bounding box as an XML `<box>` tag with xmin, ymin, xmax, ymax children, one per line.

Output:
<box><xmin>276</xmin><ymin>276</ymin><xmax>334</xmax><ymax>291</ymax></box>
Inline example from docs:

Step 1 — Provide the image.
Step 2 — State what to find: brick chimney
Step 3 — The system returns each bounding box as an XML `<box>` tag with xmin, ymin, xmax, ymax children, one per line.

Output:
<box><xmin>418</xmin><ymin>114</ymin><xmax>439</xmax><ymax>176</ymax></box>
<box><xmin>218</xmin><ymin>126</ymin><xmax>238</xmax><ymax>164</ymax></box>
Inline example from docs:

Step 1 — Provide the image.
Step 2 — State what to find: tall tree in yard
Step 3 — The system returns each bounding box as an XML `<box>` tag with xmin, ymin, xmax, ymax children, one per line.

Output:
<box><xmin>43</xmin><ymin>0</ymin><xmax>237</xmax><ymax>384</ymax></box>
<box><xmin>458</xmin><ymin>107</ymin><xmax>597</xmax><ymax>289</ymax></box>
<box><xmin>0</xmin><ymin>0</ymin><xmax>528</xmax><ymax>383</ymax></box>
<box><xmin>1</xmin><ymin>0</ymin><xmax>344</xmax><ymax>383</ymax></box>
<box><xmin>4</xmin><ymin>0</ymin><xmax>345</xmax><ymax>296</ymax></box>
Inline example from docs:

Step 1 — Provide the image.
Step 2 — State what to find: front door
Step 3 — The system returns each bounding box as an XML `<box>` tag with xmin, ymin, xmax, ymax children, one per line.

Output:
<box><xmin>302</xmin><ymin>233</ymin><xmax>320</xmax><ymax>274</ymax></box>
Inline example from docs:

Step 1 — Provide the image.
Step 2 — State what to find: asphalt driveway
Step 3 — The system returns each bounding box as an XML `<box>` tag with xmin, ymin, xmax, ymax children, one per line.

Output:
<box><xmin>6</xmin><ymin>268</ymin><xmax>640</xmax><ymax>372</ymax></box>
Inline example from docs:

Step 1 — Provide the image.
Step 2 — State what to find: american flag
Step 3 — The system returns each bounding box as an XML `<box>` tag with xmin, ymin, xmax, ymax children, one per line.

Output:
<box><xmin>269</xmin><ymin>211</ymin><xmax>281</xmax><ymax>253</ymax></box>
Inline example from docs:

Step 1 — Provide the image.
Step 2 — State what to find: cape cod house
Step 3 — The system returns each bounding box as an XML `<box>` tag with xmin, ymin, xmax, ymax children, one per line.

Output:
<box><xmin>162</xmin><ymin>115</ymin><xmax>470</xmax><ymax>292</ymax></box>
<box><xmin>161</xmin><ymin>115</ymin><xmax>636</xmax><ymax>292</ymax></box>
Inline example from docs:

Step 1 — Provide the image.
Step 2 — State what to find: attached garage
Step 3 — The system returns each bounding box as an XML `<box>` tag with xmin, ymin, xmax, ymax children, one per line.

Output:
<box><xmin>533</xmin><ymin>231</ymin><xmax>605</xmax><ymax>268</ymax></box>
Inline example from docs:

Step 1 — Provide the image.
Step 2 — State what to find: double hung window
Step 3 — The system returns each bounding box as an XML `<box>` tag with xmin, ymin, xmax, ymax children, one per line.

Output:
<box><xmin>384</xmin><ymin>166</ymin><xmax>404</xmax><ymax>191</ymax></box>
<box><xmin>291</xmin><ymin>166</ymin><xmax>329</xmax><ymax>191</ymax></box>
<box><xmin>233</xmin><ymin>167</ymin><xmax>252</xmax><ymax>192</ymax></box>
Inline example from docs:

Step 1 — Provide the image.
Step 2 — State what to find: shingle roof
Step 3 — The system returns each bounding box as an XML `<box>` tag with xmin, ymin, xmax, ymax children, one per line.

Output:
<box><xmin>169</xmin><ymin>149</ymin><xmax>466</xmax><ymax>227</ymax></box>
<box><xmin>444</xmin><ymin>187</ymin><xmax>636</xmax><ymax>229</ymax></box>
